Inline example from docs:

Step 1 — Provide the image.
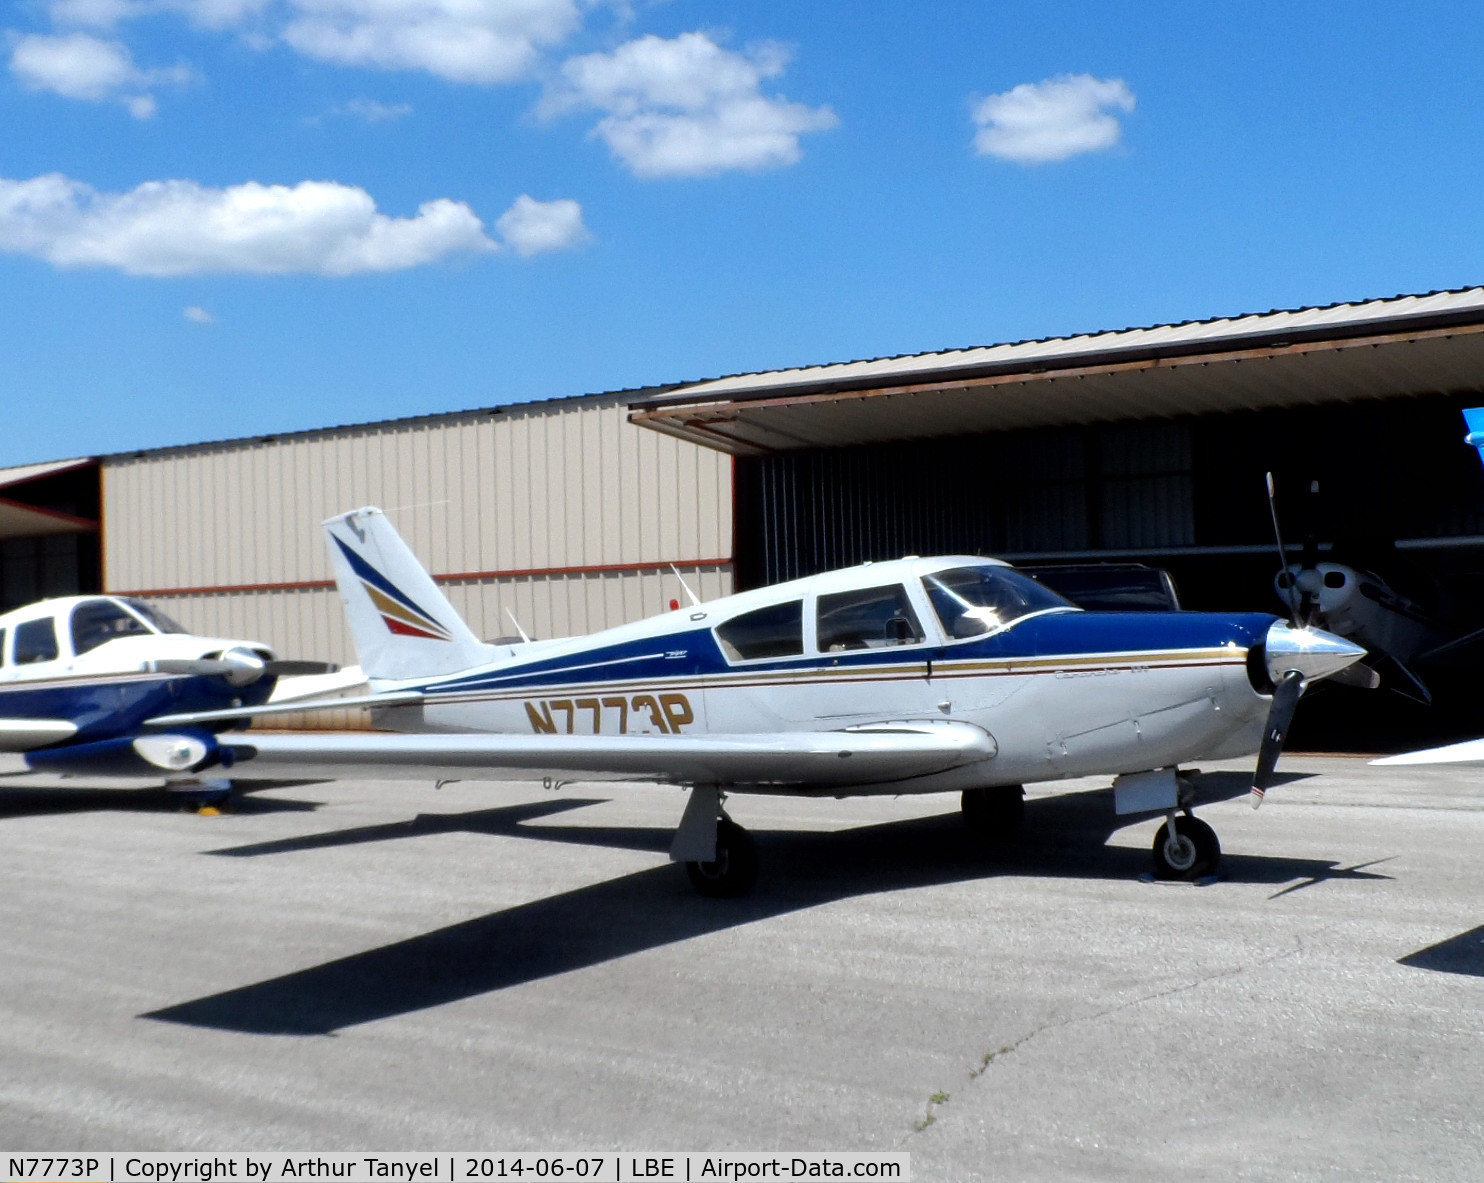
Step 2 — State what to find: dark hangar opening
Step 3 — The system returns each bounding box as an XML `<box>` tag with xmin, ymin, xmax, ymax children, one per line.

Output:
<box><xmin>0</xmin><ymin>461</ymin><xmax>102</xmax><ymax>613</ymax></box>
<box><xmin>734</xmin><ymin>394</ymin><xmax>1484</xmax><ymax>751</ymax></box>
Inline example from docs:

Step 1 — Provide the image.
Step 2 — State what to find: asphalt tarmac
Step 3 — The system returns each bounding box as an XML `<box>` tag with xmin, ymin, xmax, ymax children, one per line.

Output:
<box><xmin>0</xmin><ymin>752</ymin><xmax>1481</xmax><ymax>1180</ymax></box>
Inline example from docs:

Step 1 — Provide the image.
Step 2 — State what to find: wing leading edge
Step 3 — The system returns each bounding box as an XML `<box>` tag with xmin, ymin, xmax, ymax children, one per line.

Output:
<box><xmin>1371</xmin><ymin>737</ymin><xmax>1484</xmax><ymax>766</ymax></box>
<box><xmin>220</xmin><ymin>721</ymin><xmax>997</xmax><ymax>790</ymax></box>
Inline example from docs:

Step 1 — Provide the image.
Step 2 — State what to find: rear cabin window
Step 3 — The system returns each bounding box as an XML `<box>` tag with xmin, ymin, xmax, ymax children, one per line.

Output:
<box><xmin>72</xmin><ymin>599</ymin><xmax>153</xmax><ymax>655</ymax></box>
<box><xmin>715</xmin><ymin>600</ymin><xmax>804</xmax><ymax>661</ymax></box>
<box><xmin>0</xmin><ymin>628</ymin><xmax>6</xmax><ymax>665</ymax></box>
<box><xmin>13</xmin><ymin>618</ymin><xmax>59</xmax><ymax>664</ymax></box>
<box><xmin>816</xmin><ymin>584</ymin><xmax>925</xmax><ymax>651</ymax></box>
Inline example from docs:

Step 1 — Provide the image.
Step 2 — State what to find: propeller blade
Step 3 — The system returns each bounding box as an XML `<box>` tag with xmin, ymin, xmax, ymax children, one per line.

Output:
<box><xmin>1265</xmin><ymin>472</ymin><xmax>1299</xmax><ymax>627</ymax></box>
<box><xmin>1328</xmin><ymin>661</ymin><xmax>1380</xmax><ymax>690</ymax></box>
<box><xmin>262</xmin><ymin>660</ymin><xmax>340</xmax><ymax>676</ymax></box>
<box><xmin>1300</xmin><ymin>479</ymin><xmax>1321</xmax><ymax>569</ymax></box>
<box><xmin>147</xmin><ymin>658</ymin><xmax>238</xmax><ymax>677</ymax></box>
<box><xmin>1251</xmin><ymin>670</ymin><xmax>1304</xmax><ymax>810</ymax></box>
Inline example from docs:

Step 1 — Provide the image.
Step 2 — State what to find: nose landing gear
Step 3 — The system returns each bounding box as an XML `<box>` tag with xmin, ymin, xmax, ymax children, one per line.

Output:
<box><xmin>1151</xmin><ymin>812</ymin><xmax>1220</xmax><ymax>880</ymax></box>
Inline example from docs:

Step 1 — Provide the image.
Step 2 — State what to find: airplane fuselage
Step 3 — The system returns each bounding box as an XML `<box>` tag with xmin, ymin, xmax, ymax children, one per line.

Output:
<box><xmin>368</xmin><ymin>558</ymin><xmax>1285</xmax><ymax>796</ymax></box>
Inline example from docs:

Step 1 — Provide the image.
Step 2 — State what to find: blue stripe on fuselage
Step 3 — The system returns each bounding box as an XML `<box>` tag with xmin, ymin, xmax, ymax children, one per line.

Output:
<box><xmin>417</xmin><ymin>610</ymin><xmax>1278</xmax><ymax>695</ymax></box>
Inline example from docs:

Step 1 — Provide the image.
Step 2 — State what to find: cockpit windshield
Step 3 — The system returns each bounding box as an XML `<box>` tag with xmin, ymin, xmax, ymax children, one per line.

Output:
<box><xmin>120</xmin><ymin>597</ymin><xmax>187</xmax><ymax>635</ymax></box>
<box><xmin>923</xmin><ymin>565</ymin><xmax>1077</xmax><ymax>639</ymax></box>
<box><xmin>71</xmin><ymin>599</ymin><xmax>154</xmax><ymax>655</ymax></box>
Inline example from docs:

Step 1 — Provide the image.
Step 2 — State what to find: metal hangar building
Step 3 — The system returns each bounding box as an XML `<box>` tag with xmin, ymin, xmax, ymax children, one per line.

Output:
<box><xmin>4</xmin><ymin>285</ymin><xmax>1484</xmax><ymax>743</ymax></box>
<box><xmin>636</xmin><ymin>288</ymin><xmax>1484</xmax><ymax>601</ymax></box>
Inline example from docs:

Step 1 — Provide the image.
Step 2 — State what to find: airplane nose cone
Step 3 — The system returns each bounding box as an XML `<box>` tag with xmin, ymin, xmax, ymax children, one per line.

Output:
<box><xmin>1264</xmin><ymin>621</ymin><xmax>1367</xmax><ymax>684</ymax></box>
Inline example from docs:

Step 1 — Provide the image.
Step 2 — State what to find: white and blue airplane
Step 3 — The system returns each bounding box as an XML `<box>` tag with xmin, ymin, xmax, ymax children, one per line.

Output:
<box><xmin>144</xmin><ymin>508</ymin><xmax>1367</xmax><ymax>895</ymax></box>
<box><xmin>0</xmin><ymin>592</ymin><xmax>330</xmax><ymax>796</ymax></box>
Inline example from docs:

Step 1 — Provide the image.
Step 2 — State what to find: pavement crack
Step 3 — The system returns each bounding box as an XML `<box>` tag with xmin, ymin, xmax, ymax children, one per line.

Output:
<box><xmin>902</xmin><ymin>930</ymin><xmax>1322</xmax><ymax>1142</ymax></box>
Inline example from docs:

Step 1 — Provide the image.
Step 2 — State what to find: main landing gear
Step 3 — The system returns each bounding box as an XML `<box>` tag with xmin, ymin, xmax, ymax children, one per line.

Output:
<box><xmin>672</xmin><ymin>785</ymin><xmax>760</xmax><ymax>897</ymax></box>
<box><xmin>685</xmin><ymin>816</ymin><xmax>760</xmax><ymax>898</ymax></box>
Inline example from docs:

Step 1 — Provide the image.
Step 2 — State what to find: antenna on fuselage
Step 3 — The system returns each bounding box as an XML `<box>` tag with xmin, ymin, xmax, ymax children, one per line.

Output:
<box><xmin>504</xmin><ymin>607</ymin><xmax>532</xmax><ymax>644</ymax></box>
<box><xmin>670</xmin><ymin>564</ymin><xmax>702</xmax><ymax>607</ymax></box>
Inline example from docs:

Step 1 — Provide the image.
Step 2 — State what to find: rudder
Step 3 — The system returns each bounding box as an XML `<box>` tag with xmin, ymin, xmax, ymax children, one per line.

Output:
<box><xmin>323</xmin><ymin>507</ymin><xmax>494</xmax><ymax>680</ymax></box>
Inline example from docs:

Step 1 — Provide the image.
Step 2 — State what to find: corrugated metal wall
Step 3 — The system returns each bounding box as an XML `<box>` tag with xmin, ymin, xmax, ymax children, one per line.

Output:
<box><xmin>102</xmin><ymin>395</ymin><xmax>733</xmax><ymax>666</ymax></box>
<box><xmin>734</xmin><ymin>421</ymin><xmax>1196</xmax><ymax>587</ymax></box>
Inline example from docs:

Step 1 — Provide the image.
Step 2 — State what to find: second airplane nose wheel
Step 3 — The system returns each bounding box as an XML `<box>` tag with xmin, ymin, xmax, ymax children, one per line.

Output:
<box><xmin>685</xmin><ymin>816</ymin><xmax>759</xmax><ymax>898</ymax></box>
<box><xmin>1151</xmin><ymin>815</ymin><xmax>1220</xmax><ymax>880</ymax></box>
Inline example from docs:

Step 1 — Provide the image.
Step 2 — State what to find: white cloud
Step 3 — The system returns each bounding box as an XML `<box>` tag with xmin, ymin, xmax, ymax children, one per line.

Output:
<box><xmin>341</xmin><ymin>96</ymin><xmax>412</xmax><ymax>121</ymax></box>
<box><xmin>46</xmin><ymin>0</ymin><xmax>272</xmax><ymax>31</ymax></box>
<box><xmin>545</xmin><ymin>32</ymin><xmax>838</xmax><ymax>178</ymax></box>
<box><xmin>9</xmin><ymin>32</ymin><xmax>192</xmax><ymax>117</ymax></box>
<box><xmin>495</xmin><ymin>194</ymin><xmax>588</xmax><ymax>256</ymax></box>
<box><xmin>183</xmin><ymin>304</ymin><xmax>214</xmax><ymax>322</ymax></box>
<box><xmin>42</xmin><ymin>0</ymin><xmax>578</xmax><ymax>82</ymax></box>
<box><xmin>0</xmin><ymin>173</ymin><xmax>498</xmax><ymax>275</ymax></box>
<box><xmin>971</xmin><ymin>74</ymin><xmax>1135</xmax><ymax>164</ymax></box>
<box><xmin>281</xmin><ymin>0</ymin><xmax>581</xmax><ymax>83</ymax></box>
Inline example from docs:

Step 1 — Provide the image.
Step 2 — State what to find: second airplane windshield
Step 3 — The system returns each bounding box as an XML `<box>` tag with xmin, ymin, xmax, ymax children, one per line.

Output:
<box><xmin>923</xmin><ymin>565</ymin><xmax>1076</xmax><ymax>639</ymax></box>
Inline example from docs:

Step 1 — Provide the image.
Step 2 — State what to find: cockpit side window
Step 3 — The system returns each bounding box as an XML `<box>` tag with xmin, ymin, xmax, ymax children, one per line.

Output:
<box><xmin>72</xmin><ymin>599</ymin><xmax>154</xmax><ymax>656</ymax></box>
<box><xmin>924</xmin><ymin>565</ymin><xmax>1076</xmax><ymax>639</ymax></box>
<box><xmin>13</xmin><ymin>618</ymin><xmax>59</xmax><ymax>664</ymax></box>
<box><xmin>816</xmin><ymin>584</ymin><xmax>925</xmax><ymax>651</ymax></box>
<box><xmin>715</xmin><ymin>600</ymin><xmax>804</xmax><ymax>661</ymax></box>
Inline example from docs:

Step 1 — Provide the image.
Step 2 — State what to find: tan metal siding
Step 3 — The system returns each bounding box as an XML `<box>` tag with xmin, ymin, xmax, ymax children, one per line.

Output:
<box><xmin>102</xmin><ymin>396</ymin><xmax>733</xmax><ymax>668</ymax></box>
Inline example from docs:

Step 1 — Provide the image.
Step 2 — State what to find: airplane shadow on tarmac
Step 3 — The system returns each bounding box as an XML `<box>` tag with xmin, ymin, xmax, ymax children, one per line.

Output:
<box><xmin>0</xmin><ymin>780</ymin><xmax>330</xmax><ymax>818</ymax></box>
<box><xmin>144</xmin><ymin>771</ymin><xmax>1391</xmax><ymax>1037</ymax></box>
<box><xmin>1398</xmin><ymin>926</ymin><xmax>1484</xmax><ymax>978</ymax></box>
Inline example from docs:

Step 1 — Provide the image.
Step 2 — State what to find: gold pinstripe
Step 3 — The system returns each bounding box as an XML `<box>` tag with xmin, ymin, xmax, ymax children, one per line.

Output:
<box><xmin>415</xmin><ymin>648</ymin><xmax>1249</xmax><ymax>710</ymax></box>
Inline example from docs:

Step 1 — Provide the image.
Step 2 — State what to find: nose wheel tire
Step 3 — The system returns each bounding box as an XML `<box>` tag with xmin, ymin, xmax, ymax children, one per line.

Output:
<box><xmin>1151</xmin><ymin>815</ymin><xmax>1221</xmax><ymax>880</ymax></box>
<box><xmin>961</xmin><ymin>785</ymin><xmax>1025</xmax><ymax>839</ymax></box>
<box><xmin>685</xmin><ymin>817</ymin><xmax>759</xmax><ymax>898</ymax></box>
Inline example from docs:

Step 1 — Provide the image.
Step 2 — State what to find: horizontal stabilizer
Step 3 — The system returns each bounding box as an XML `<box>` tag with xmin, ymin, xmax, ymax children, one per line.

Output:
<box><xmin>1371</xmin><ymin>737</ymin><xmax>1484</xmax><ymax>766</ymax></box>
<box><xmin>218</xmin><ymin>721</ymin><xmax>997</xmax><ymax>790</ymax></box>
<box><xmin>0</xmin><ymin>718</ymin><xmax>79</xmax><ymax>752</ymax></box>
<box><xmin>147</xmin><ymin>690</ymin><xmax>425</xmax><ymax>728</ymax></box>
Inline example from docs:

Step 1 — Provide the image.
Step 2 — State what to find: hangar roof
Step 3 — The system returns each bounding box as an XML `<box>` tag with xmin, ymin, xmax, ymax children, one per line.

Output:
<box><xmin>0</xmin><ymin>457</ymin><xmax>98</xmax><ymax>540</ymax></box>
<box><xmin>628</xmin><ymin>287</ymin><xmax>1484</xmax><ymax>455</ymax></box>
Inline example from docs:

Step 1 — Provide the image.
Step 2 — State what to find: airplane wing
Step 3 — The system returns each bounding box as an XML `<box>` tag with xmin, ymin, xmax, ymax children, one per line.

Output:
<box><xmin>1371</xmin><ymin>737</ymin><xmax>1484</xmax><ymax>766</ymax></box>
<box><xmin>217</xmin><ymin>722</ymin><xmax>997</xmax><ymax>790</ymax></box>
<box><xmin>0</xmin><ymin>719</ymin><xmax>79</xmax><ymax>752</ymax></box>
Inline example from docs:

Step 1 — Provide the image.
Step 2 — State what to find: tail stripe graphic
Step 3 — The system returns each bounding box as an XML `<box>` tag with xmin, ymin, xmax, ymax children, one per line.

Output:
<box><xmin>333</xmin><ymin>535</ymin><xmax>454</xmax><ymax>642</ymax></box>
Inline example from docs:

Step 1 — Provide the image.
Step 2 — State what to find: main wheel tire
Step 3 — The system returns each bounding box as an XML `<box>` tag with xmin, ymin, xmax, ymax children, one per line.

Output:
<box><xmin>1151</xmin><ymin>815</ymin><xmax>1221</xmax><ymax>880</ymax></box>
<box><xmin>685</xmin><ymin>818</ymin><xmax>760</xmax><ymax>898</ymax></box>
<box><xmin>961</xmin><ymin>785</ymin><xmax>1025</xmax><ymax>839</ymax></box>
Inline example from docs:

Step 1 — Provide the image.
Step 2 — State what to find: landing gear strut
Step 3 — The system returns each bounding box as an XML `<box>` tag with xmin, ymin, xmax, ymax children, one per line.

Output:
<box><xmin>961</xmin><ymin>785</ymin><xmax>1024</xmax><ymax>839</ymax></box>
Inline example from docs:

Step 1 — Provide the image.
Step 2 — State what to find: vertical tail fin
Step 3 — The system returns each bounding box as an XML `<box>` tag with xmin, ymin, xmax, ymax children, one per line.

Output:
<box><xmin>323</xmin><ymin>507</ymin><xmax>494</xmax><ymax>680</ymax></box>
<box><xmin>1465</xmin><ymin>407</ymin><xmax>1484</xmax><ymax>466</ymax></box>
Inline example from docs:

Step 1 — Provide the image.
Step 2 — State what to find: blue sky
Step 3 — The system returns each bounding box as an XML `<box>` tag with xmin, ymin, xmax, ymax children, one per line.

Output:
<box><xmin>4</xmin><ymin>1</ymin><xmax>1484</xmax><ymax>466</ymax></box>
